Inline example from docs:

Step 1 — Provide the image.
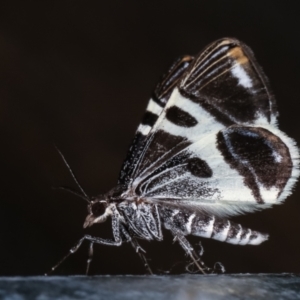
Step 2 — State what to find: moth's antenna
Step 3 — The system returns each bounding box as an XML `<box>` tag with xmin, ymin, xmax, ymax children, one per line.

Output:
<box><xmin>54</xmin><ymin>145</ymin><xmax>90</xmax><ymax>202</ymax></box>
<box><xmin>52</xmin><ymin>186</ymin><xmax>90</xmax><ymax>203</ymax></box>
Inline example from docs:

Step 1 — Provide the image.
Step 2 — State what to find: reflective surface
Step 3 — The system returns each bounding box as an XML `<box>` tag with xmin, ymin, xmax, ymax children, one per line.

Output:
<box><xmin>0</xmin><ymin>274</ymin><xmax>300</xmax><ymax>300</ymax></box>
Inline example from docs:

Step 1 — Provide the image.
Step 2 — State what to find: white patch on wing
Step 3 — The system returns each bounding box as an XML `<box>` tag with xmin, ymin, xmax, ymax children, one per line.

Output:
<box><xmin>245</xmin><ymin>113</ymin><xmax>272</xmax><ymax>127</ymax></box>
<box><xmin>231</xmin><ymin>64</ymin><xmax>252</xmax><ymax>88</ymax></box>
<box><xmin>137</xmin><ymin>124</ymin><xmax>151</xmax><ymax>135</ymax></box>
<box><xmin>259</xmin><ymin>185</ymin><xmax>280</xmax><ymax>203</ymax></box>
<box><xmin>154</xmin><ymin>88</ymin><xmax>224</xmax><ymax>143</ymax></box>
<box><xmin>273</xmin><ymin>152</ymin><xmax>282</xmax><ymax>163</ymax></box>
<box><xmin>146</xmin><ymin>98</ymin><xmax>163</xmax><ymax>116</ymax></box>
<box><xmin>188</xmin><ymin>136</ymin><xmax>255</xmax><ymax>203</ymax></box>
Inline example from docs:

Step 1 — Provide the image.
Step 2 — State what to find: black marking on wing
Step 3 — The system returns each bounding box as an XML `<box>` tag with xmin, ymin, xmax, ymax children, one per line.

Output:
<box><xmin>153</xmin><ymin>55</ymin><xmax>194</xmax><ymax>106</ymax></box>
<box><xmin>118</xmin><ymin>132</ymin><xmax>147</xmax><ymax>185</ymax></box>
<box><xmin>142</xmin><ymin>111</ymin><xmax>158</xmax><ymax>127</ymax></box>
<box><xmin>187</xmin><ymin>157</ymin><xmax>213</xmax><ymax>178</ymax></box>
<box><xmin>217</xmin><ymin>125</ymin><xmax>293</xmax><ymax>203</ymax></box>
<box><xmin>179</xmin><ymin>38</ymin><xmax>277</xmax><ymax>125</ymax></box>
<box><xmin>166</xmin><ymin>106</ymin><xmax>198</xmax><ymax>127</ymax></box>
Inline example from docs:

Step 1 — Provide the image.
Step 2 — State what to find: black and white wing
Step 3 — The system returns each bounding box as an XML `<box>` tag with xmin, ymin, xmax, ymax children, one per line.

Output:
<box><xmin>118</xmin><ymin>55</ymin><xmax>194</xmax><ymax>185</ymax></box>
<box><xmin>118</xmin><ymin>38</ymin><xmax>299</xmax><ymax>217</ymax></box>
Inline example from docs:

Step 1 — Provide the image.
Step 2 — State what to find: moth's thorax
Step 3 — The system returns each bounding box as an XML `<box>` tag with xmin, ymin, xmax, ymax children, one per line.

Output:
<box><xmin>106</xmin><ymin>185</ymin><xmax>130</xmax><ymax>200</ymax></box>
<box><xmin>83</xmin><ymin>186</ymin><xmax>133</xmax><ymax>228</ymax></box>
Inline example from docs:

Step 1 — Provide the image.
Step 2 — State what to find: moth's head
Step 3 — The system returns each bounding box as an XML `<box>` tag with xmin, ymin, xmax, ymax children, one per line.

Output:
<box><xmin>83</xmin><ymin>197</ymin><xmax>109</xmax><ymax>228</ymax></box>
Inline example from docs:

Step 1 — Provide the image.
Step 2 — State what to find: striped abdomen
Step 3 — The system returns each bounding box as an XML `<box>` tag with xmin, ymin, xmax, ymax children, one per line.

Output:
<box><xmin>161</xmin><ymin>208</ymin><xmax>268</xmax><ymax>245</ymax></box>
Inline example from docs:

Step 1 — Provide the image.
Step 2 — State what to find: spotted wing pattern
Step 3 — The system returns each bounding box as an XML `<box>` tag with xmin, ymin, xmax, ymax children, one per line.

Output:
<box><xmin>118</xmin><ymin>38</ymin><xmax>299</xmax><ymax>217</ymax></box>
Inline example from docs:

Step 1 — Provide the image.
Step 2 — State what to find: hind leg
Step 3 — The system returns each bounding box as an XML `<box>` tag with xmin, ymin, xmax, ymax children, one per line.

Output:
<box><xmin>172</xmin><ymin>232</ymin><xmax>208</xmax><ymax>274</ymax></box>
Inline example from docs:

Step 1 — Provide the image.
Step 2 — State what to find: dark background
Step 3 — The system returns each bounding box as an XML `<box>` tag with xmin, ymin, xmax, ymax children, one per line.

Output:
<box><xmin>0</xmin><ymin>1</ymin><xmax>300</xmax><ymax>276</ymax></box>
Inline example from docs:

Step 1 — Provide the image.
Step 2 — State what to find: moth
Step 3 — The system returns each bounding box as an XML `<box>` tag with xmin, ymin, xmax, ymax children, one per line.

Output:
<box><xmin>52</xmin><ymin>38</ymin><xmax>299</xmax><ymax>274</ymax></box>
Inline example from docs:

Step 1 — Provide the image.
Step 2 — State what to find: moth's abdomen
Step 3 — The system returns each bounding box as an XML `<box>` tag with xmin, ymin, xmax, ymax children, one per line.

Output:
<box><xmin>190</xmin><ymin>214</ymin><xmax>268</xmax><ymax>245</ymax></box>
<box><xmin>161</xmin><ymin>207</ymin><xmax>268</xmax><ymax>245</ymax></box>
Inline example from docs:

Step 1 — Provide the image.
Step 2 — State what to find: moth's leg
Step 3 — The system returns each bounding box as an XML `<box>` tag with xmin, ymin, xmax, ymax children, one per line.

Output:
<box><xmin>172</xmin><ymin>232</ymin><xmax>208</xmax><ymax>274</ymax></box>
<box><xmin>84</xmin><ymin>206</ymin><xmax>123</xmax><ymax>274</ymax></box>
<box><xmin>86</xmin><ymin>241</ymin><xmax>94</xmax><ymax>275</ymax></box>
<box><xmin>48</xmin><ymin>209</ymin><xmax>122</xmax><ymax>275</ymax></box>
<box><xmin>152</xmin><ymin>204</ymin><xmax>163</xmax><ymax>240</ymax></box>
<box><xmin>185</xmin><ymin>241</ymin><xmax>205</xmax><ymax>274</ymax></box>
<box><xmin>120</xmin><ymin>225</ymin><xmax>153</xmax><ymax>275</ymax></box>
<box><xmin>47</xmin><ymin>234</ymin><xmax>123</xmax><ymax>275</ymax></box>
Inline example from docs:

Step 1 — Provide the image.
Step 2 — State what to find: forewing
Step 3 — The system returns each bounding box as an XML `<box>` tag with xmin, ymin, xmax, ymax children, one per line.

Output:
<box><xmin>179</xmin><ymin>38</ymin><xmax>278</xmax><ymax>126</ymax></box>
<box><xmin>118</xmin><ymin>55</ymin><xmax>194</xmax><ymax>186</ymax></box>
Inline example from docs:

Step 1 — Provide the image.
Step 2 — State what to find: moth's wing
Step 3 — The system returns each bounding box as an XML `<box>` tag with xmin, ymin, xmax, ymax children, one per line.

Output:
<box><xmin>135</xmin><ymin>124</ymin><xmax>299</xmax><ymax>217</ymax></box>
<box><xmin>130</xmin><ymin>38</ymin><xmax>281</xmax><ymax>181</ymax></box>
<box><xmin>118</xmin><ymin>55</ymin><xmax>194</xmax><ymax>186</ymax></box>
<box><xmin>119</xmin><ymin>38</ymin><xmax>299</xmax><ymax>216</ymax></box>
<box><xmin>179</xmin><ymin>38</ymin><xmax>278</xmax><ymax>126</ymax></box>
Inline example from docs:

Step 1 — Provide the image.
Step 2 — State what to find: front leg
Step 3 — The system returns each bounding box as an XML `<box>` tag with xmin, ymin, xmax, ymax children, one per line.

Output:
<box><xmin>85</xmin><ymin>204</ymin><xmax>122</xmax><ymax>274</ymax></box>
<box><xmin>48</xmin><ymin>205</ymin><xmax>122</xmax><ymax>275</ymax></box>
<box><xmin>47</xmin><ymin>234</ymin><xmax>123</xmax><ymax>275</ymax></box>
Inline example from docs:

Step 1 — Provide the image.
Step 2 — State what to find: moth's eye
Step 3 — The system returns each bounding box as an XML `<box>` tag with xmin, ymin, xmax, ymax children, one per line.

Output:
<box><xmin>91</xmin><ymin>202</ymin><xmax>106</xmax><ymax>217</ymax></box>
